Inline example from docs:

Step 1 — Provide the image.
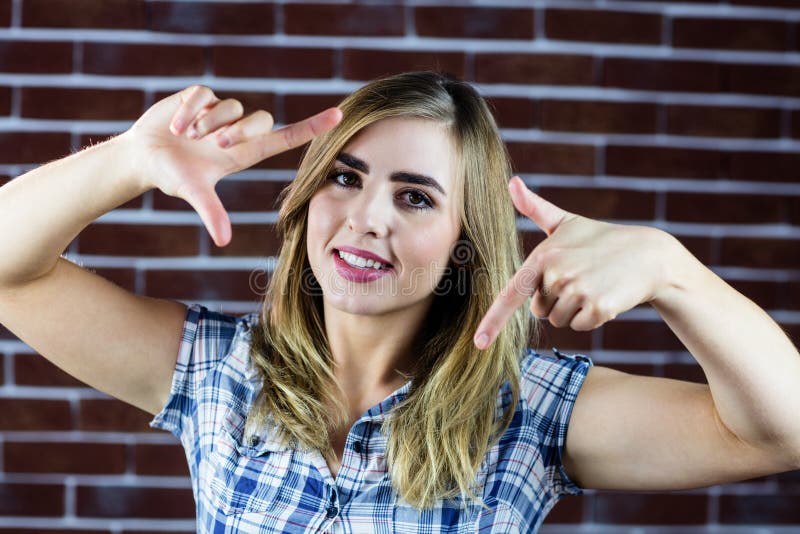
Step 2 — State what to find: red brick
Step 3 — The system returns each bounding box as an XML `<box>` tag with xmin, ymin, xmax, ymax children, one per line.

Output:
<box><xmin>284</xmin><ymin>4</ymin><xmax>403</xmax><ymax>36</ymax></box>
<box><xmin>546</xmin><ymin>9</ymin><xmax>661</xmax><ymax>44</ymax></box>
<box><xmin>78</xmin><ymin>224</ymin><xmax>199</xmax><ymax>256</ymax></box>
<box><xmin>731</xmin><ymin>0</ymin><xmax>799</xmax><ymax>7</ymax></box>
<box><xmin>605</xmin><ymin>145</ymin><xmax>723</xmax><ymax>179</ymax></box>
<box><xmin>671</xmin><ymin>235</ymin><xmax>714</xmax><ymax>265</ymax></box>
<box><xmin>720</xmin><ymin>494</ymin><xmax>800</xmax><ymax>523</ymax></box>
<box><xmin>663</xmin><ymin>363</ymin><xmax>708</xmax><ymax>384</ymax></box>
<box><xmin>253</xmin><ymin>144</ymin><xmax>307</xmax><ymax>170</ymax></box>
<box><xmin>0</xmin><ymin>0</ymin><xmax>9</xmax><ymax>26</ymax></box>
<box><xmin>22</xmin><ymin>0</ymin><xmax>145</xmax><ymax>29</ymax></box>
<box><xmin>602</xmin><ymin>320</ymin><xmax>686</xmax><ymax>351</ymax></box>
<box><xmin>484</xmin><ymin>97</ymin><xmax>536</xmax><ymax>129</ymax></box>
<box><xmin>531</xmin><ymin>323</ymin><xmax>592</xmax><ymax>355</ymax></box>
<box><xmin>729</xmin><ymin>151</ymin><xmax>800</xmax><ymax>183</ymax></box>
<box><xmin>475</xmin><ymin>53</ymin><xmax>594</xmax><ymax>86</ymax></box>
<box><xmin>537</xmin><ymin>186</ymin><xmax>655</xmax><ymax>220</ymax></box>
<box><xmin>154</xmin><ymin>180</ymin><xmax>290</xmax><ymax>213</ymax></box>
<box><xmin>790</xmin><ymin>196</ymin><xmax>800</xmax><ymax>226</ymax></box>
<box><xmin>0</xmin><ymin>41</ymin><xmax>72</xmax><ymax>73</ymax></box>
<box><xmin>213</xmin><ymin>46</ymin><xmax>334</xmax><ymax>79</ymax></box>
<box><xmin>673</xmin><ymin>17</ymin><xmax>789</xmax><ymax>51</ymax></box>
<box><xmin>0</xmin><ymin>132</ymin><xmax>70</xmax><ymax>165</ymax></box>
<box><xmin>76</xmin><ymin>485</ymin><xmax>195</xmax><ymax>518</ymax></box>
<box><xmin>0</xmin><ymin>483</ymin><xmax>64</xmax><ymax>516</ymax></box>
<box><xmin>793</xmin><ymin>110</ymin><xmax>800</xmax><ymax>139</ymax></box>
<box><xmin>726</xmin><ymin>63</ymin><xmax>800</xmax><ymax>97</ymax></box>
<box><xmin>209</xmin><ymin>224</ymin><xmax>281</xmax><ymax>257</ymax></box>
<box><xmin>343</xmin><ymin>49</ymin><xmax>466</xmax><ymax>82</ymax></box>
<box><xmin>21</xmin><ymin>87</ymin><xmax>144</xmax><ymax>120</ymax></box>
<box><xmin>155</xmin><ymin>89</ymin><xmax>278</xmax><ymax>120</ymax></box>
<box><xmin>77</xmin><ymin>132</ymin><xmax>127</xmax><ymax>149</ymax></box>
<box><xmin>540</xmin><ymin>100</ymin><xmax>657</xmax><ymax>134</ymax></box>
<box><xmin>719</xmin><ymin>237</ymin><xmax>800</xmax><ymax>269</ymax></box>
<box><xmin>506</xmin><ymin>141</ymin><xmax>595</xmax><ymax>175</ymax></box>
<box><xmin>604</xmin><ymin>58</ymin><xmax>721</xmax><ymax>93</ymax></box>
<box><xmin>83</xmin><ymin>43</ymin><xmax>205</xmax><ymax>76</ymax></box>
<box><xmin>145</xmin><ymin>269</ymin><xmax>265</xmax><ymax>300</ymax></box>
<box><xmin>134</xmin><ymin>443</ymin><xmax>190</xmax><ymax>476</ymax></box>
<box><xmin>150</xmin><ymin>1</ymin><xmax>275</xmax><ymax>34</ymax></box>
<box><xmin>545</xmin><ymin>493</ymin><xmax>584</xmax><ymax>522</ymax></box>
<box><xmin>79</xmin><ymin>398</ymin><xmax>159</xmax><ymax>432</ymax></box>
<box><xmin>415</xmin><ymin>6</ymin><xmax>534</xmax><ymax>40</ymax></box>
<box><xmin>13</xmin><ymin>353</ymin><xmax>89</xmax><ymax>387</ymax></box>
<box><xmin>665</xmin><ymin>192</ymin><xmax>786</xmax><ymax>224</ymax></box>
<box><xmin>724</xmin><ymin>279</ymin><xmax>784</xmax><ymax>311</ymax></box>
<box><xmin>667</xmin><ymin>104</ymin><xmax>781</xmax><ymax>138</ymax></box>
<box><xmin>595</xmin><ymin>493</ymin><xmax>708</xmax><ymax>524</ymax></box>
<box><xmin>5</xmin><ymin>441</ymin><xmax>126</xmax><ymax>474</ymax></box>
<box><xmin>91</xmin><ymin>267</ymin><xmax>137</xmax><ymax>292</ymax></box>
<box><xmin>0</xmin><ymin>86</ymin><xmax>10</xmax><ymax>115</ymax></box>
<box><xmin>0</xmin><ymin>399</ymin><xmax>72</xmax><ymax>431</ymax></box>
<box><xmin>284</xmin><ymin>93</ymin><xmax>348</xmax><ymax>125</ymax></box>
<box><xmin>606</xmin><ymin>363</ymin><xmax>659</xmax><ymax>377</ymax></box>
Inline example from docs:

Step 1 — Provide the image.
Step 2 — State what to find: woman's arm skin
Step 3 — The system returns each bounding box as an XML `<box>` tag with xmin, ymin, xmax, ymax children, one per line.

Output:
<box><xmin>652</xmin><ymin>234</ymin><xmax>800</xmax><ymax>452</ymax></box>
<box><xmin>475</xmin><ymin>176</ymin><xmax>800</xmax><ymax>491</ymax></box>
<box><xmin>0</xmin><ymin>135</ymin><xmax>146</xmax><ymax>287</ymax></box>
<box><xmin>0</xmin><ymin>86</ymin><xmax>342</xmax><ymax>415</ymax></box>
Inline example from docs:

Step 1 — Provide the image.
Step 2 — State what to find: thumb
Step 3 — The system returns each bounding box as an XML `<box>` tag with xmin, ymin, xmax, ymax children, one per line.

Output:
<box><xmin>178</xmin><ymin>182</ymin><xmax>232</xmax><ymax>247</ymax></box>
<box><xmin>509</xmin><ymin>176</ymin><xmax>568</xmax><ymax>236</ymax></box>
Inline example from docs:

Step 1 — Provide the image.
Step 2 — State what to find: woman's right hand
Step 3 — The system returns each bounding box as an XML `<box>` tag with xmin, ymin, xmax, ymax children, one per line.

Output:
<box><xmin>120</xmin><ymin>85</ymin><xmax>342</xmax><ymax>247</ymax></box>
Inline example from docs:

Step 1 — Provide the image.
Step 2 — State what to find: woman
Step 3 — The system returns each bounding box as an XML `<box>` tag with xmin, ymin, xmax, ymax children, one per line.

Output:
<box><xmin>0</xmin><ymin>71</ymin><xmax>798</xmax><ymax>533</ymax></box>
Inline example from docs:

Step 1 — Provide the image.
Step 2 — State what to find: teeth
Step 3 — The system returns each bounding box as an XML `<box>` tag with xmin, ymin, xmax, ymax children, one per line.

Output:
<box><xmin>338</xmin><ymin>250</ymin><xmax>388</xmax><ymax>270</ymax></box>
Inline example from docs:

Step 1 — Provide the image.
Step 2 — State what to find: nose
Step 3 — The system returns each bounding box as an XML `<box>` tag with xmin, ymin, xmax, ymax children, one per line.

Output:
<box><xmin>346</xmin><ymin>184</ymin><xmax>391</xmax><ymax>238</ymax></box>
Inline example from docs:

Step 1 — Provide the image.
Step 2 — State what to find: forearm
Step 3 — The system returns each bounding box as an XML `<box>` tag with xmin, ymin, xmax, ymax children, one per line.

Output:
<box><xmin>651</xmin><ymin>232</ymin><xmax>800</xmax><ymax>452</ymax></box>
<box><xmin>0</xmin><ymin>133</ymin><xmax>149</xmax><ymax>286</ymax></box>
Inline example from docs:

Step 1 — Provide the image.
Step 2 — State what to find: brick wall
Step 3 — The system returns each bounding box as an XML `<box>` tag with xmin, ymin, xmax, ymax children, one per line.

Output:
<box><xmin>0</xmin><ymin>0</ymin><xmax>798</xmax><ymax>532</ymax></box>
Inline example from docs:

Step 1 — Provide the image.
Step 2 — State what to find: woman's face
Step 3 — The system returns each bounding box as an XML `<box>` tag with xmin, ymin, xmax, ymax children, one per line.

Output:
<box><xmin>307</xmin><ymin>116</ymin><xmax>462</xmax><ymax>317</ymax></box>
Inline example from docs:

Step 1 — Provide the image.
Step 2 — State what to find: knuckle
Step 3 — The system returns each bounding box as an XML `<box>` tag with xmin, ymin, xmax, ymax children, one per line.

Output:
<box><xmin>254</xmin><ymin>109</ymin><xmax>274</xmax><ymax>124</ymax></box>
<box><xmin>229</xmin><ymin>99</ymin><xmax>244</xmax><ymax>116</ymax></box>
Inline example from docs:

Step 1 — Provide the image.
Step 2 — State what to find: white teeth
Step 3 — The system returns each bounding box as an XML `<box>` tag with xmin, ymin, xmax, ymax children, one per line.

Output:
<box><xmin>337</xmin><ymin>250</ymin><xmax>388</xmax><ymax>270</ymax></box>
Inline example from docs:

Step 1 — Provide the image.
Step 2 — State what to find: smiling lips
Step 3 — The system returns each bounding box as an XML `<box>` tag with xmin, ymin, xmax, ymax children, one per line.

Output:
<box><xmin>332</xmin><ymin>248</ymin><xmax>394</xmax><ymax>283</ymax></box>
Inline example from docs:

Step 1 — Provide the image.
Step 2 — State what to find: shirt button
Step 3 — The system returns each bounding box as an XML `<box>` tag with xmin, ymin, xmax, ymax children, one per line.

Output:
<box><xmin>353</xmin><ymin>440</ymin><xmax>363</xmax><ymax>454</ymax></box>
<box><xmin>326</xmin><ymin>505</ymin><xmax>338</xmax><ymax>518</ymax></box>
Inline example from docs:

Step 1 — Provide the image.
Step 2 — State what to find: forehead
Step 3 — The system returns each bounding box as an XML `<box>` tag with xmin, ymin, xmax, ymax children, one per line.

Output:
<box><xmin>340</xmin><ymin>117</ymin><xmax>460</xmax><ymax>190</ymax></box>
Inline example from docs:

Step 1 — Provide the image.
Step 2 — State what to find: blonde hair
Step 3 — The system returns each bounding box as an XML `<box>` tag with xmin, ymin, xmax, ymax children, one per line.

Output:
<box><xmin>245</xmin><ymin>71</ymin><xmax>540</xmax><ymax>510</ymax></box>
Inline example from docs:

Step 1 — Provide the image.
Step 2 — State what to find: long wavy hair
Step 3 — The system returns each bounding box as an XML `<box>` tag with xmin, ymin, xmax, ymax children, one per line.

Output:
<box><xmin>245</xmin><ymin>70</ymin><xmax>540</xmax><ymax>510</ymax></box>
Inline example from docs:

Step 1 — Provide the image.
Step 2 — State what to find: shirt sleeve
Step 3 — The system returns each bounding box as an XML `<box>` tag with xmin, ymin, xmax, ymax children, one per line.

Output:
<box><xmin>148</xmin><ymin>303</ymin><xmax>240</xmax><ymax>446</ymax></box>
<box><xmin>521</xmin><ymin>347</ymin><xmax>594</xmax><ymax>499</ymax></box>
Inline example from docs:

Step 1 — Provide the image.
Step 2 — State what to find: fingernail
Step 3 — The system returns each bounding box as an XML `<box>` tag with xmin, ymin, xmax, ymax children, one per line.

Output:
<box><xmin>188</xmin><ymin>126</ymin><xmax>199</xmax><ymax>139</ymax></box>
<box><xmin>475</xmin><ymin>333</ymin><xmax>489</xmax><ymax>349</ymax></box>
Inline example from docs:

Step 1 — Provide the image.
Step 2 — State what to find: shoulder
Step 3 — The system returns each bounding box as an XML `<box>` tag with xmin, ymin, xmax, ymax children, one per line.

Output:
<box><xmin>519</xmin><ymin>347</ymin><xmax>594</xmax><ymax>413</ymax></box>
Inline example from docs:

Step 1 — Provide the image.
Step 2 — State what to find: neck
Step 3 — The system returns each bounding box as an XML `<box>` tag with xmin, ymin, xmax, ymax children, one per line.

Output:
<box><xmin>321</xmin><ymin>297</ymin><xmax>433</xmax><ymax>401</ymax></box>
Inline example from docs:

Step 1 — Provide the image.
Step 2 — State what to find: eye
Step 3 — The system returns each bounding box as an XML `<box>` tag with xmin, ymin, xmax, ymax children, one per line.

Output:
<box><xmin>326</xmin><ymin>169</ymin><xmax>434</xmax><ymax>212</ymax></box>
<box><xmin>403</xmin><ymin>190</ymin><xmax>433</xmax><ymax>210</ymax></box>
<box><xmin>329</xmin><ymin>170</ymin><xmax>358</xmax><ymax>188</ymax></box>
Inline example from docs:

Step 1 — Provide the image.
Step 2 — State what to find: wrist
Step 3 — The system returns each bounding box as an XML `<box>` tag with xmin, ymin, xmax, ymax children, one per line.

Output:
<box><xmin>111</xmin><ymin>130</ymin><xmax>154</xmax><ymax>194</ymax></box>
<box><xmin>649</xmin><ymin>230</ymin><xmax>711</xmax><ymax>307</ymax></box>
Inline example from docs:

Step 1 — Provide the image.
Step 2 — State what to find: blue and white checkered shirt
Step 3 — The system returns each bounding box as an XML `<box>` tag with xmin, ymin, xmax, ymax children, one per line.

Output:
<box><xmin>150</xmin><ymin>304</ymin><xmax>593</xmax><ymax>533</ymax></box>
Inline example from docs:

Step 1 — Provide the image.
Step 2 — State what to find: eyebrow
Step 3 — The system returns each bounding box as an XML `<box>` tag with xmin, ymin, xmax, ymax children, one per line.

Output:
<box><xmin>336</xmin><ymin>152</ymin><xmax>447</xmax><ymax>197</ymax></box>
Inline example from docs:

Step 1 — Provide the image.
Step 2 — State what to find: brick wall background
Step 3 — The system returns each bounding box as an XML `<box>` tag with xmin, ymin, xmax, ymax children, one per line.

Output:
<box><xmin>0</xmin><ymin>0</ymin><xmax>798</xmax><ymax>532</ymax></box>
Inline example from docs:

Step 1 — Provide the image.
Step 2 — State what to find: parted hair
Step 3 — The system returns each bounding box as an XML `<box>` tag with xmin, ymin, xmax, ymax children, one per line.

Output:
<box><xmin>244</xmin><ymin>70</ymin><xmax>540</xmax><ymax>510</ymax></box>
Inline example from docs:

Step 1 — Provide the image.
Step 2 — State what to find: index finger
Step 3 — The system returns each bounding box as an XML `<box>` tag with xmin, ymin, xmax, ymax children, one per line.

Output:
<box><xmin>474</xmin><ymin>263</ymin><xmax>542</xmax><ymax>350</ymax></box>
<box><xmin>260</xmin><ymin>107</ymin><xmax>343</xmax><ymax>159</ymax></box>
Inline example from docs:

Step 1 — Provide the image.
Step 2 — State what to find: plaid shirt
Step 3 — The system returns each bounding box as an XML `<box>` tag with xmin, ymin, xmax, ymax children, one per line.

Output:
<box><xmin>150</xmin><ymin>304</ymin><xmax>593</xmax><ymax>533</ymax></box>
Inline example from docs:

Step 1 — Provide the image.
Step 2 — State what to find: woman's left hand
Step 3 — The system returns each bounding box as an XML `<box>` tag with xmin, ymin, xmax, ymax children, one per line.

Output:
<box><xmin>474</xmin><ymin>176</ymin><xmax>677</xmax><ymax>350</ymax></box>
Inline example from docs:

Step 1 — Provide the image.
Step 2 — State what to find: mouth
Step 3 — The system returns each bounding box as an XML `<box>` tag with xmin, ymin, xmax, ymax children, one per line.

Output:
<box><xmin>332</xmin><ymin>248</ymin><xmax>394</xmax><ymax>271</ymax></box>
